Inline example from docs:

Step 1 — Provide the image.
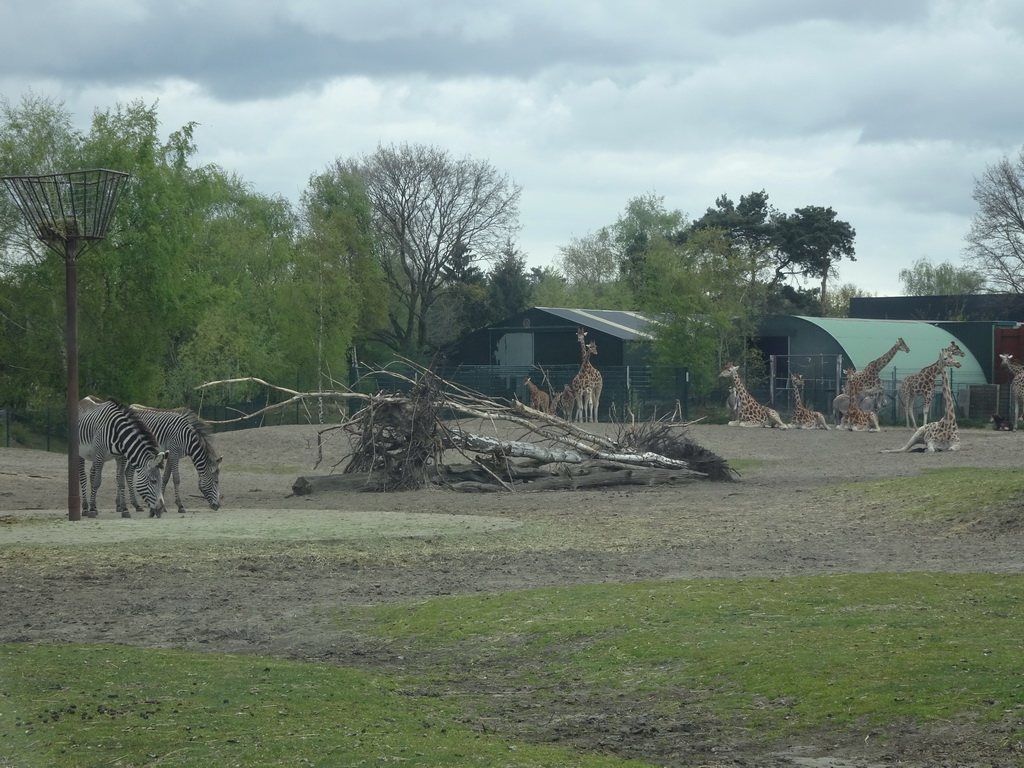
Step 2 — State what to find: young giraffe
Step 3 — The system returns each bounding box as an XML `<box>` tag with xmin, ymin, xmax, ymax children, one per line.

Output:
<box><xmin>838</xmin><ymin>393</ymin><xmax>881</xmax><ymax>432</ymax></box>
<box><xmin>898</xmin><ymin>346</ymin><xmax>962</xmax><ymax>428</ymax></box>
<box><xmin>844</xmin><ymin>337</ymin><xmax>911</xmax><ymax>401</ymax></box>
<box><xmin>999</xmin><ymin>353</ymin><xmax>1024</xmax><ymax>430</ymax></box>
<box><xmin>788</xmin><ymin>373</ymin><xmax>830</xmax><ymax>430</ymax></box>
<box><xmin>719</xmin><ymin>363</ymin><xmax>788</xmax><ymax>428</ymax></box>
<box><xmin>523</xmin><ymin>376</ymin><xmax>552</xmax><ymax>415</ymax></box>
<box><xmin>884</xmin><ymin>364</ymin><xmax>959</xmax><ymax>452</ymax></box>
<box><xmin>571</xmin><ymin>328</ymin><xmax>603</xmax><ymax>423</ymax></box>
<box><xmin>555</xmin><ymin>384</ymin><xmax>575</xmax><ymax>420</ymax></box>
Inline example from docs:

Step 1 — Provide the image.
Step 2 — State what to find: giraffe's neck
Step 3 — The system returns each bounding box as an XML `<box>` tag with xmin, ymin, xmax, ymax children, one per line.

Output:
<box><xmin>792</xmin><ymin>381</ymin><xmax>806</xmax><ymax>411</ymax></box>
<box><xmin>731</xmin><ymin>372</ymin><xmax>755</xmax><ymax>403</ymax></box>
<box><xmin>865</xmin><ymin>341</ymin><xmax>903</xmax><ymax>376</ymax></box>
<box><xmin>940</xmin><ymin>367</ymin><xmax>956</xmax><ymax>422</ymax></box>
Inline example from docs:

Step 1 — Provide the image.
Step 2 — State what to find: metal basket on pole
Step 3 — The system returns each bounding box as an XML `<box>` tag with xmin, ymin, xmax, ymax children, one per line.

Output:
<box><xmin>1</xmin><ymin>169</ymin><xmax>130</xmax><ymax>521</ymax></box>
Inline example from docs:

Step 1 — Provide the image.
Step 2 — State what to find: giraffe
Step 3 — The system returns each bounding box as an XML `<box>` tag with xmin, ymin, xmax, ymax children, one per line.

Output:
<box><xmin>838</xmin><ymin>393</ymin><xmax>881</xmax><ymax>432</ymax></box>
<box><xmin>555</xmin><ymin>384</ymin><xmax>575</xmax><ymax>420</ymax></box>
<box><xmin>832</xmin><ymin>379</ymin><xmax>888</xmax><ymax>425</ymax></box>
<box><xmin>898</xmin><ymin>347</ymin><xmax>962</xmax><ymax>428</ymax></box>
<box><xmin>571</xmin><ymin>328</ymin><xmax>603</xmax><ymax>423</ymax></box>
<box><xmin>844</xmin><ymin>337</ymin><xmax>911</xmax><ymax>402</ymax></box>
<box><xmin>788</xmin><ymin>373</ymin><xmax>830</xmax><ymax>430</ymax></box>
<box><xmin>523</xmin><ymin>376</ymin><xmax>552</xmax><ymax>415</ymax></box>
<box><xmin>999</xmin><ymin>353</ymin><xmax>1024</xmax><ymax>430</ymax></box>
<box><xmin>718</xmin><ymin>363</ymin><xmax>788</xmax><ymax>428</ymax></box>
<box><xmin>883</xmin><ymin>364</ymin><xmax>960</xmax><ymax>452</ymax></box>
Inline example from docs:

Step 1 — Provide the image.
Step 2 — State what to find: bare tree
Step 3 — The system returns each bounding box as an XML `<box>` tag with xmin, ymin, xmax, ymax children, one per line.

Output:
<box><xmin>335</xmin><ymin>143</ymin><xmax>521</xmax><ymax>356</ymax></box>
<box><xmin>964</xmin><ymin>146</ymin><xmax>1024</xmax><ymax>292</ymax></box>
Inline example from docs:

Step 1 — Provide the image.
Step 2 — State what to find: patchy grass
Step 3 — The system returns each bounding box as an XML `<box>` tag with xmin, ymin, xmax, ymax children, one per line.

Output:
<box><xmin>0</xmin><ymin>644</ymin><xmax>639</xmax><ymax>768</ymax></box>
<box><xmin>836</xmin><ymin>467</ymin><xmax>1024</xmax><ymax>521</ymax></box>
<box><xmin>350</xmin><ymin>572</ymin><xmax>1024</xmax><ymax>741</ymax></box>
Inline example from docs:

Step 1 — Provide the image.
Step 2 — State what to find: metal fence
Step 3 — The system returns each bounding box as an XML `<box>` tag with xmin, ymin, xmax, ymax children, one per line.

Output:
<box><xmin>0</xmin><ymin>364</ymin><xmax>691</xmax><ymax>449</ymax></box>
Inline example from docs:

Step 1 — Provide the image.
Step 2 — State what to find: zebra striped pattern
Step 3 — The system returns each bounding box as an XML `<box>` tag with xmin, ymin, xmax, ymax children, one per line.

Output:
<box><xmin>118</xmin><ymin>407</ymin><xmax>222</xmax><ymax>514</ymax></box>
<box><xmin>78</xmin><ymin>397</ymin><xmax>169</xmax><ymax>518</ymax></box>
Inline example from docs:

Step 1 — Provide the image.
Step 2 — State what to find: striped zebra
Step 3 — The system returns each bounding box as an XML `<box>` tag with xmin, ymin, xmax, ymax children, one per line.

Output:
<box><xmin>79</xmin><ymin>397</ymin><xmax>169</xmax><ymax>518</ymax></box>
<box><xmin>117</xmin><ymin>406</ymin><xmax>222</xmax><ymax>514</ymax></box>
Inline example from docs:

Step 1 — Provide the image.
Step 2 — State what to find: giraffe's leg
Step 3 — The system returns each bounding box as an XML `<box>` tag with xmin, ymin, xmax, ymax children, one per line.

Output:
<box><xmin>921</xmin><ymin>393</ymin><xmax>932</xmax><ymax>426</ymax></box>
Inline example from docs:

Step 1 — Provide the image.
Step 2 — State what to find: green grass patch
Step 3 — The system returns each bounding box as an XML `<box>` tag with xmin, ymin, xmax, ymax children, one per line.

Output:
<box><xmin>0</xmin><ymin>645</ymin><xmax>638</xmax><ymax>767</ymax></box>
<box><xmin>836</xmin><ymin>467</ymin><xmax>1024</xmax><ymax>520</ymax></box>
<box><xmin>353</xmin><ymin>573</ymin><xmax>1024</xmax><ymax>740</ymax></box>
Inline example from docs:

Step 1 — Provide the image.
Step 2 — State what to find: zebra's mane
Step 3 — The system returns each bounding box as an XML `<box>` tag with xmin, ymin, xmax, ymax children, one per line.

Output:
<box><xmin>130</xmin><ymin>404</ymin><xmax>218</xmax><ymax>460</ymax></box>
<box><xmin>105</xmin><ymin>398</ymin><xmax>160</xmax><ymax>451</ymax></box>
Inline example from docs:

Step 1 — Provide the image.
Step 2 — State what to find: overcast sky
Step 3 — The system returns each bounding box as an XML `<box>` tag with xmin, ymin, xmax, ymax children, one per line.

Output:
<box><xmin>3</xmin><ymin>0</ymin><xmax>1023</xmax><ymax>297</ymax></box>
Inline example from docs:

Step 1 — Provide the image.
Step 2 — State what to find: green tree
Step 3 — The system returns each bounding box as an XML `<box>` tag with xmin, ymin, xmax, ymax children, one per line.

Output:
<box><xmin>556</xmin><ymin>230</ymin><xmax>634</xmax><ymax>309</ymax></box>
<box><xmin>899</xmin><ymin>257</ymin><xmax>987</xmax><ymax>296</ymax></box>
<box><xmin>823</xmin><ymin>283</ymin><xmax>873</xmax><ymax>317</ymax></box>
<box><xmin>291</xmin><ymin>168</ymin><xmax>386</xmax><ymax>377</ymax></box>
<box><xmin>485</xmin><ymin>241</ymin><xmax>533</xmax><ymax>321</ymax></box>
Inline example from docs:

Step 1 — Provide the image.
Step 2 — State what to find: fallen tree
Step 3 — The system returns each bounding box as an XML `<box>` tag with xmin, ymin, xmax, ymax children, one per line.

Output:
<box><xmin>197</xmin><ymin>364</ymin><xmax>736</xmax><ymax>494</ymax></box>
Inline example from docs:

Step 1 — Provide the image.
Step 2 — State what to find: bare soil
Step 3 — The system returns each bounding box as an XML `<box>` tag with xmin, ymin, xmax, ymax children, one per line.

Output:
<box><xmin>2</xmin><ymin>420</ymin><xmax>1024</xmax><ymax>767</ymax></box>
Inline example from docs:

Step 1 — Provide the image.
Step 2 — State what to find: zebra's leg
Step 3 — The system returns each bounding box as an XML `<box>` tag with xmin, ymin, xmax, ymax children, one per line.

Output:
<box><xmin>87</xmin><ymin>458</ymin><xmax>105</xmax><ymax>518</ymax></box>
<box><xmin>124</xmin><ymin>464</ymin><xmax>144</xmax><ymax>514</ymax></box>
<box><xmin>165</xmin><ymin>459</ymin><xmax>186</xmax><ymax>514</ymax></box>
<box><xmin>78</xmin><ymin>456</ymin><xmax>93</xmax><ymax>518</ymax></box>
<box><xmin>114</xmin><ymin>455</ymin><xmax>133</xmax><ymax>517</ymax></box>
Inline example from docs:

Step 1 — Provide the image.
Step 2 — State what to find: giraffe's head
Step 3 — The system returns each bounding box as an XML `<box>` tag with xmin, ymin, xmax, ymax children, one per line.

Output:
<box><xmin>576</xmin><ymin>327</ymin><xmax>587</xmax><ymax>344</ymax></box>
<box><xmin>1001</xmin><ymin>353</ymin><xmax>1014</xmax><ymax>368</ymax></box>
<box><xmin>791</xmin><ymin>372</ymin><xmax>804</xmax><ymax>387</ymax></box>
<box><xmin>719</xmin><ymin>363</ymin><xmax>739</xmax><ymax>379</ymax></box>
<box><xmin>587</xmin><ymin>341</ymin><xmax>598</xmax><ymax>356</ymax></box>
<box><xmin>946</xmin><ymin>341</ymin><xmax>965</xmax><ymax>357</ymax></box>
<box><xmin>940</xmin><ymin>349</ymin><xmax>962</xmax><ymax>369</ymax></box>
<box><xmin>524</xmin><ymin>376</ymin><xmax>533</xmax><ymax>386</ymax></box>
<box><xmin>897</xmin><ymin>337</ymin><xmax>910</xmax><ymax>353</ymax></box>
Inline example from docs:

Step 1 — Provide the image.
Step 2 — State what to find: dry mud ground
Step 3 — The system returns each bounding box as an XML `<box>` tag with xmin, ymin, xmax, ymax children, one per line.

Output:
<box><xmin>2</xmin><ymin>420</ymin><xmax>1024</xmax><ymax>767</ymax></box>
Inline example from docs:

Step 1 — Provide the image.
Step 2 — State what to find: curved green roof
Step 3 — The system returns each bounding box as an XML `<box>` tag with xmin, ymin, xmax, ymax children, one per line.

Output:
<box><xmin>796</xmin><ymin>317</ymin><xmax>986</xmax><ymax>383</ymax></box>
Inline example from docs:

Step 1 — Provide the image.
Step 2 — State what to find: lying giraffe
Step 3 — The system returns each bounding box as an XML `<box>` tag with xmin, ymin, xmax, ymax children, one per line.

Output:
<box><xmin>884</xmin><ymin>364</ymin><xmax>960</xmax><ymax>452</ymax></box>
<box><xmin>788</xmin><ymin>373</ymin><xmax>830</xmax><ymax>430</ymax></box>
<box><xmin>839</xmin><ymin>396</ymin><xmax>881</xmax><ymax>432</ymax></box>
<box><xmin>898</xmin><ymin>347</ymin><xmax>962</xmax><ymax>428</ymax></box>
<box><xmin>719</xmin><ymin>363</ymin><xmax>788</xmax><ymax>429</ymax></box>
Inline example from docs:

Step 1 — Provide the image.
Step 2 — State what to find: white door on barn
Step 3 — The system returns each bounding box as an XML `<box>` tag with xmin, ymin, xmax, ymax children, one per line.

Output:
<box><xmin>494</xmin><ymin>332</ymin><xmax>534</xmax><ymax>367</ymax></box>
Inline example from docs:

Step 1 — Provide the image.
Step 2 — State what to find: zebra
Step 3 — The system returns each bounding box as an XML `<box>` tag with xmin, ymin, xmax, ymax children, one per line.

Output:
<box><xmin>117</xmin><ymin>406</ymin><xmax>222</xmax><ymax>515</ymax></box>
<box><xmin>78</xmin><ymin>397</ymin><xmax>169</xmax><ymax>518</ymax></box>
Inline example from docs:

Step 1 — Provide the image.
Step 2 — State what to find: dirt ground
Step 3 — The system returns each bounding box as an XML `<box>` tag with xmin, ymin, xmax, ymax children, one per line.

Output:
<box><xmin>3</xmin><ymin>419</ymin><xmax>1024</xmax><ymax>767</ymax></box>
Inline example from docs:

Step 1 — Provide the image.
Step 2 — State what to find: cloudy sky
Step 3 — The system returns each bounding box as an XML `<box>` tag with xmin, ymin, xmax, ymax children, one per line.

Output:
<box><xmin>3</xmin><ymin>0</ymin><xmax>1023</xmax><ymax>296</ymax></box>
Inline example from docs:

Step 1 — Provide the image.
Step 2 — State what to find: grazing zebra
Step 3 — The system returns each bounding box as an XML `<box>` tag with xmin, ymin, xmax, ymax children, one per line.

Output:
<box><xmin>79</xmin><ymin>397</ymin><xmax>169</xmax><ymax>518</ymax></box>
<box><xmin>117</xmin><ymin>406</ymin><xmax>222</xmax><ymax>514</ymax></box>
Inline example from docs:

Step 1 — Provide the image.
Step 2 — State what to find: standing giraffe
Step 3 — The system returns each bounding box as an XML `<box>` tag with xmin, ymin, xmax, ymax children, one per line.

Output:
<box><xmin>1000</xmin><ymin>353</ymin><xmax>1024</xmax><ymax>429</ymax></box>
<box><xmin>788</xmin><ymin>373</ymin><xmax>830</xmax><ymax>430</ymax></box>
<box><xmin>844</xmin><ymin>338</ymin><xmax>911</xmax><ymax>400</ymax></box>
<box><xmin>571</xmin><ymin>328</ymin><xmax>603</xmax><ymax>423</ymax></box>
<box><xmin>884</xmin><ymin>364</ymin><xmax>960</xmax><ymax>452</ymax></box>
<box><xmin>898</xmin><ymin>347</ymin><xmax>962</xmax><ymax>428</ymax></box>
<box><xmin>523</xmin><ymin>376</ymin><xmax>552</xmax><ymax>415</ymax></box>
<box><xmin>719</xmin><ymin>363</ymin><xmax>788</xmax><ymax>428</ymax></box>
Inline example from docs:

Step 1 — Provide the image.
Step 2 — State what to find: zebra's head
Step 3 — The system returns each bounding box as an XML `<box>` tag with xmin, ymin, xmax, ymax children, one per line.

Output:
<box><xmin>199</xmin><ymin>455</ymin><xmax>223</xmax><ymax>510</ymax></box>
<box><xmin>133</xmin><ymin>449</ymin><xmax>169</xmax><ymax>517</ymax></box>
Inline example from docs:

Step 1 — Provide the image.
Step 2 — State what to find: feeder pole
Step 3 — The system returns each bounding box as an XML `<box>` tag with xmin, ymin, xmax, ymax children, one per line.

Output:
<box><xmin>1</xmin><ymin>170</ymin><xmax>130</xmax><ymax>520</ymax></box>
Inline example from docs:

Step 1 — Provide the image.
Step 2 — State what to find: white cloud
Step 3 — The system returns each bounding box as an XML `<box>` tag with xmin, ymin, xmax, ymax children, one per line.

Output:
<box><xmin>2</xmin><ymin>0</ymin><xmax>1023</xmax><ymax>295</ymax></box>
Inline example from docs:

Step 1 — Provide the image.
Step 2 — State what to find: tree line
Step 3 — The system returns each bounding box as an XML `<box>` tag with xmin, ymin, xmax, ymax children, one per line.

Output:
<box><xmin>2</xmin><ymin>94</ymin><xmax>1017</xmax><ymax>410</ymax></box>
